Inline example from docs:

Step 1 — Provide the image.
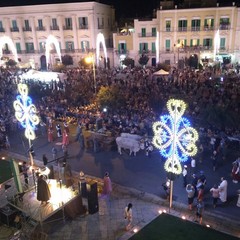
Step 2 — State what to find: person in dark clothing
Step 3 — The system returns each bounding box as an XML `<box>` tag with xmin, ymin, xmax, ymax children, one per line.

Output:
<box><xmin>42</xmin><ymin>154</ymin><xmax>48</xmax><ymax>166</ymax></box>
<box><xmin>22</xmin><ymin>161</ymin><xmax>29</xmax><ymax>186</ymax></box>
<box><xmin>37</xmin><ymin>175</ymin><xmax>51</xmax><ymax>205</ymax></box>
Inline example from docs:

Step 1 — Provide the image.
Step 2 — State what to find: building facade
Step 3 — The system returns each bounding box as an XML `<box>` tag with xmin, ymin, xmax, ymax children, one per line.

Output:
<box><xmin>113</xmin><ymin>1</ymin><xmax>240</xmax><ymax>68</ymax></box>
<box><xmin>0</xmin><ymin>2</ymin><xmax>115</xmax><ymax>69</ymax></box>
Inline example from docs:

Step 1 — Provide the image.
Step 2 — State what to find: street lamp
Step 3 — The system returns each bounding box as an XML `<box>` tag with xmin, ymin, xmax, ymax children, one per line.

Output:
<box><xmin>85</xmin><ymin>54</ymin><xmax>96</xmax><ymax>94</ymax></box>
<box><xmin>174</xmin><ymin>43</ymin><xmax>182</xmax><ymax>69</ymax></box>
<box><xmin>152</xmin><ymin>99</ymin><xmax>198</xmax><ymax>209</ymax></box>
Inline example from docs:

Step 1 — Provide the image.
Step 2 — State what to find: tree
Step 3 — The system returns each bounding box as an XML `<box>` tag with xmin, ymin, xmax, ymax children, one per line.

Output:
<box><xmin>122</xmin><ymin>57</ymin><xmax>134</xmax><ymax>68</ymax></box>
<box><xmin>6</xmin><ymin>59</ymin><xmax>17</xmax><ymax>68</ymax></box>
<box><xmin>78</xmin><ymin>58</ymin><xmax>90</xmax><ymax>68</ymax></box>
<box><xmin>61</xmin><ymin>55</ymin><xmax>73</xmax><ymax>66</ymax></box>
<box><xmin>96</xmin><ymin>86</ymin><xmax>126</xmax><ymax>110</ymax></box>
<box><xmin>138</xmin><ymin>54</ymin><xmax>149</xmax><ymax>67</ymax></box>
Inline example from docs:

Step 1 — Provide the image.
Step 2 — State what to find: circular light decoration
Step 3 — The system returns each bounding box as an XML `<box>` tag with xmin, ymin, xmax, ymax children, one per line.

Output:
<box><xmin>13</xmin><ymin>83</ymin><xmax>39</xmax><ymax>140</ymax></box>
<box><xmin>152</xmin><ymin>99</ymin><xmax>198</xmax><ymax>174</ymax></box>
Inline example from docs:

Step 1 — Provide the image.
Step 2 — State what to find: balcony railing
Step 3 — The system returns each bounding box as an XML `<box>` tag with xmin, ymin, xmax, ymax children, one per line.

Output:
<box><xmin>50</xmin><ymin>26</ymin><xmax>59</xmax><ymax>31</ymax></box>
<box><xmin>219</xmin><ymin>24</ymin><xmax>230</xmax><ymax>30</ymax></box>
<box><xmin>79</xmin><ymin>24</ymin><xmax>88</xmax><ymax>30</ymax></box>
<box><xmin>138</xmin><ymin>33</ymin><xmax>157</xmax><ymax>37</ymax></box>
<box><xmin>178</xmin><ymin>27</ymin><xmax>187</xmax><ymax>32</ymax></box>
<box><xmin>203</xmin><ymin>26</ymin><xmax>214</xmax><ymax>31</ymax></box>
<box><xmin>10</xmin><ymin>27</ymin><xmax>19</xmax><ymax>32</ymax></box>
<box><xmin>0</xmin><ymin>28</ymin><xmax>5</xmax><ymax>32</ymax></box>
<box><xmin>36</xmin><ymin>26</ymin><xmax>46</xmax><ymax>31</ymax></box>
<box><xmin>98</xmin><ymin>25</ymin><xmax>104</xmax><ymax>29</ymax></box>
<box><xmin>165</xmin><ymin>27</ymin><xmax>171</xmax><ymax>32</ymax></box>
<box><xmin>191</xmin><ymin>26</ymin><xmax>200</xmax><ymax>32</ymax></box>
<box><xmin>63</xmin><ymin>26</ymin><xmax>73</xmax><ymax>30</ymax></box>
<box><xmin>23</xmin><ymin>27</ymin><xmax>32</xmax><ymax>32</ymax></box>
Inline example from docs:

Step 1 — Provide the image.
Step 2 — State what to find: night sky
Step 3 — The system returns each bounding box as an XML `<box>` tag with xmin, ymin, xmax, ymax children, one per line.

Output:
<box><xmin>0</xmin><ymin>0</ymin><xmax>239</xmax><ymax>20</ymax></box>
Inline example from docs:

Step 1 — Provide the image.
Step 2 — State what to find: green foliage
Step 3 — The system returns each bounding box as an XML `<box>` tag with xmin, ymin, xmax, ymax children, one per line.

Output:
<box><xmin>96</xmin><ymin>86</ymin><xmax>126</xmax><ymax>110</ymax></box>
<box><xmin>138</xmin><ymin>54</ymin><xmax>149</xmax><ymax>66</ymax></box>
<box><xmin>6</xmin><ymin>59</ymin><xmax>17</xmax><ymax>68</ymax></box>
<box><xmin>61</xmin><ymin>55</ymin><xmax>73</xmax><ymax>66</ymax></box>
<box><xmin>122</xmin><ymin>58</ymin><xmax>134</xmax><ymax>68</ymax></box>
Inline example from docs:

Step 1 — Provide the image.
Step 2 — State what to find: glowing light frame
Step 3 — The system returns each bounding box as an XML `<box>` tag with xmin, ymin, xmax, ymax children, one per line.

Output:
<box><xmin>13</xmin><ymin>84</ymin><xmax>39</xmax><ymax>140</ymax></box>
<box><xmin>152</xmin><ymin>99</ymin><xmax>198</xmax><ymax>174</ymax></box>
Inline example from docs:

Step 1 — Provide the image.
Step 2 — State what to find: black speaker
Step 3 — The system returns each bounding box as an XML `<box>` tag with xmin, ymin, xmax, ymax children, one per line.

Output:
<box><xmin>87</xmin><ymin>182</ymin><xmax>99</xmax><ymax>214</ymax></box>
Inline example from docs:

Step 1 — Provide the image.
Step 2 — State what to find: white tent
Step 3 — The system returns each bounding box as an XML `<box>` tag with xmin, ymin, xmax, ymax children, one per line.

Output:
<box><xmin>153</xmin><ymin>69</ymin><xmax>169</xmax><ymax>75</ymax></box>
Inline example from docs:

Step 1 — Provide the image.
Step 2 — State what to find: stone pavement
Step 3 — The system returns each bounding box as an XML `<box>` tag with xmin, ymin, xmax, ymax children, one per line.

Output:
<box><xmin>0</xmin><ymin>151</ymin><xmax>239</xmax><ymax>240</ymax></box>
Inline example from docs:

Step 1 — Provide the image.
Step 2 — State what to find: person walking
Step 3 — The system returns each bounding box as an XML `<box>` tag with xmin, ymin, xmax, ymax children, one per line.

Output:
<box><xmin>182</xmin><ymin>165</ymin><xmax>188</xmax><ymax>187</ymax></box>
<box><xmin>210</xmin><ymin>184</ymin><xmax>220</xmax><ymax>208</ymax></box>
<box><xmin>102</xmin><ymin>172</ymin><xmax>112</xmax><ymax>200</ymax></box>
<box><xmin>56</xmin><ymin>124</ymin><xmax>62</xmax><ymax>138</ymax></box>
<box><xmin>191</xmin><ymin>158</ymin><xmax>196</xmax><ymax>174</ymax></box>
<box><xmin>195</xmin><ymin>199</ymin><xmax>204</xmax><ymax>224</ymax></box>
<box><xmin>186</xmin><ymin>184</ymin><xmax>195</xmax><ymax>210</ymax></box>
<box><xmin>42</xmin><ymin>154</ymin><xmax>48</xmax><ymax>166</ymax></box>
<box><xmin>52</xmin><ymin>146</ymin><xmax>57</xmax><ymax>161</ymax></box>
<box><xmin>218</xmin><ymin>177</ymin><xmax>228</xmax><ymax>203</ymax></box>
<box><xmin>124</xmin><ymin>203</ymin><xmax>133</xmax><ymax>230</ymax></box>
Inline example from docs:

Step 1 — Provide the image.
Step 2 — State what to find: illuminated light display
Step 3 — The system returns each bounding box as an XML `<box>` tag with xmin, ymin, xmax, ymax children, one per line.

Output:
<box><xmin>13</xmin><ymin>84</ymin><xmax>39</xmax><ymax>140</ymax></box>
<box><xmin>152</xmin><ymin>99</ymin><xmax>198</xmax><ymax>174</ymax></box>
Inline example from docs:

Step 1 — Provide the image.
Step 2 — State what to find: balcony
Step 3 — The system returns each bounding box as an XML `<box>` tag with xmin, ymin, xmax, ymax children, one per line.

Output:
<box><xmin>50</xmin><ymin>26</ymin><xmax>59</xmax><ymax>31</ymax></box>
<box><xmin>26</xmin><ymin>49</ymin><xmax>36</xmax><ymax>54</ymax></box>
<box><xmin>178</xmin><ymin>27</ymin><xmax>187</xmax><ymax>32</ymax></box>
<box><xmin>219</xmin><ymin>24</ymin><xmax>230</xmax><ymax>30</ymax></box>
<box><xmin>98</xmin><ymin>25</ymin><xmax>104</xmax><ymax>29</ymax></box>
<box><xmin>191</xmin><ymin>26</ymin><xmax>200</xmax><ymax>32</ymax></box>
<box><xmin>23</xmin><ymin>27</ymin><xmax>32</xmax><ymax>32</ymax></box>
<box><xmin>63</xmin><ymin>26</ymin><xmax>72</xmax><ymax>30</ymax></box>
<box><xmin>165</xmin><ymin>27</ymin><xmax>171</xmax><ymax>32</ymax></box>
<box><xmin>10</xmin><ymin>27</ymin><xmax>19</xmax><ymax>32</ymax></box>
<box><xmin>36</xmin><ymin>26</ymin><xmax>46</xmax><ymax>31</ymax></box>
<box><xmin>115</xmin><ymin>49</ymin><xmax>128</xmax><ymax>55</ymax></box>
<box><xmin>79</xmin><ymin>24</ymin><xmax>88</xmax><ymax>30</ymax></box>
<box><xmin>138</xmin><ymin>33</ymin><xmax>156</xmax><ymax>37</ymax></box>
<box><xmin>138</xmin><ymin>50</ymin><xmax>149</xmax><ymax>54</ymax></box>
<box><xmin>203</xmin><ymin>26</ymin><xmax>214</xmax><ymax>31</ymax></box>
<box><xmin>0</xmin><ymin>28</ymin><xmax>5</xmax><ymax>32</ymax></box>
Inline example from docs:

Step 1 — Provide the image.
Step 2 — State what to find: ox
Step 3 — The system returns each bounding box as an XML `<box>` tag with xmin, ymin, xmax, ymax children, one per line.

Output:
<box><xmin>116</xmin><ymin>134</ymin><xmax>141</xmax><ymax>156</ymax></box>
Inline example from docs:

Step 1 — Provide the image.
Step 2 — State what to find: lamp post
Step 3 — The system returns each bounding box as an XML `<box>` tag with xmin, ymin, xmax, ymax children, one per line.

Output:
<box><xmin>152</xmin><ymin>99</ymin><xmax>198</xmax><ymax>210</ymax></box>
<box><xmin>175</xmin><ymin>43</ymin><xmax>181</xmax><ymax>69</ymax></box>
<box><xmin>85</xmin><ymin>54</ymin><xmax>96</xmax><ymax>94</ymax></box>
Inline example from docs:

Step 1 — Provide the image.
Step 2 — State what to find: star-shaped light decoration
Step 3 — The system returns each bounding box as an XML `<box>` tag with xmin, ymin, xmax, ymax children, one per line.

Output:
<box><xmin>152</xmin><ymin>99</ymin><xmax>198</xmax><ymax>174</ymax></box>
<box><xmin>13</xmin><ymin>83</ymin><xmax>39</xmax><ymax>140</ymax></box>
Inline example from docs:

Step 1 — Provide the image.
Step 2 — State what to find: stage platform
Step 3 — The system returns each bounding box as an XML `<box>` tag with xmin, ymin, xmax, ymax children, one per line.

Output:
<box><xmin>8</xmin><ymin>179</ymin><xmax>84</xmax><ymax>223</ymax></box>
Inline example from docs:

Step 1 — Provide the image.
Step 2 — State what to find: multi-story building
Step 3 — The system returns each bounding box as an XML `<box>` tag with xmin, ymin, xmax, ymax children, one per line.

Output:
<box><xmin>113</xmin><ymin>1</ymin><xmax>240</xmax><ymax>68</ymax></box>
<box><xmin>0</xmin><ymin>2</ymin><xmax>115</xmax><ymax>69</ymax></box>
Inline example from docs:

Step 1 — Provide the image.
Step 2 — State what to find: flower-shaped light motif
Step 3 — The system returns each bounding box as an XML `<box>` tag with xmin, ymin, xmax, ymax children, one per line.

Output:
<box><xmin>13</xmin><ymin>84</ymin><xmax>39</xmax><ymax>140</ymax></box>
<box><xmin>152</xmin><ymin>99</ymin><xmax>198</xmax><ymax>174</ymax></box>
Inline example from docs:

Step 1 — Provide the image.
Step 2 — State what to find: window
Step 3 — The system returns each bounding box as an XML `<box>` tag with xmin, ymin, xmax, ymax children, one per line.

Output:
<box><xmin>25</xmin><ymin>42</ymin><xmax>34</xmax><ymax>53</ymax></box>
<box><xmin>178</xmin><ymin>20</ymin><xmax>187</xmax><ymax>32</ymax></box>
<box><xmin>78</xmin><ymin>17</ymin><xmax>88</xmax><ymax>29</ymax></box>
<box><xmin>139</xmin><ymin>43</ymin><xmax>148</xmax><ymax>53</ymax></box>
<box><xmin>141</xmin><ymin>28</ymin><xmax>146</xmax><ymax>37</ymax></box>
<box><xmin>220</xmin><ymin>18</ymin><xmax>230</xmax><ymax>30</ymax></box>
<box><xmin>220</xmin><ymin>38</ymin><xmax>226</xmax><ymax>50</ymax></box>
<box><xmin>152</xmin><ymin>28</ymin><xmax>156</xmax><ymax>37</ymax></box>
<box><xmin>39</xmin><ymin>42</ymin><xmax>45</xmax><ymax>52</ymax></box>
<box><xmin>64</xmin><ymin>18</ymin><xmax>72</xmax><ymax>30</ymax></box>
<box><xmin>0</xmin><ymin>21</ymin><xmax>4</xmax><ymax>32</ymax></box>
<box><xmin>11</xmin><ymin>20</ymin><xmax>19</xmax><ymax>32</ymax></box>
<box><xmin>24</xmin><ymin>20</ymin><xmax>31</xmax><ymax>31</ymax></box>
<box><xmin>80</xmin><ymin>41</ymin><xmax>89</xmax><ymax>52</ymax></box>
<box><xmin>66</xmin><ymin>41</ymin><xmax>74</xmax><ymax>51</ymax></box>
<box><xmin>204</xmin><ymin>19</ymin><xmax>214</xmax><ymax>30</ymax></box>
<box><xmin>191</xmin><ymin>19</ymin><xmax>200</xmax><ymax>31</ymax></box>
<box><xmin>37</xmin><ymin>19</ymin><xmax>45</xmax><ymax>31</ymax></box>
<box><xmin>165</xmin><ymin>39</ymin><xmax>170</xmax><ymax>51</ymax></box>
<box><xmin>16</xmin><ymin>43</ymin><xmax>21</xmax><ymax>53</ymax></box>
<box><xmin>166</xmin><ymin>21</ymin><xmax>171</xmax><ymax>32</ymax></box>
<box><xmin>203</xmin><ymin>38</ymin><xmax>213</xmax><ymax>49</ymax></box>
<box><xmin>190</xmin><ymin>39</ymin><xmax>200</xmax><ymax>47</ymax></box>
<box><xmin>118</xmin><ymin>43</ymin><xmax>127</xmax><ymax>54</ymax></box>
<box><xmin>152</xmin><ymin>42</ymin><xmax>156</xmax><ymax>53</ymax></box>
<box><xmin>51</xmin><ymin>18</ymin><xmax>59</xmax><ymax>30</ymax></box>
<box><xmin>97</xmin><ymin>17</ymin><xmax>104</xmax><ymax>29</ymax></box>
